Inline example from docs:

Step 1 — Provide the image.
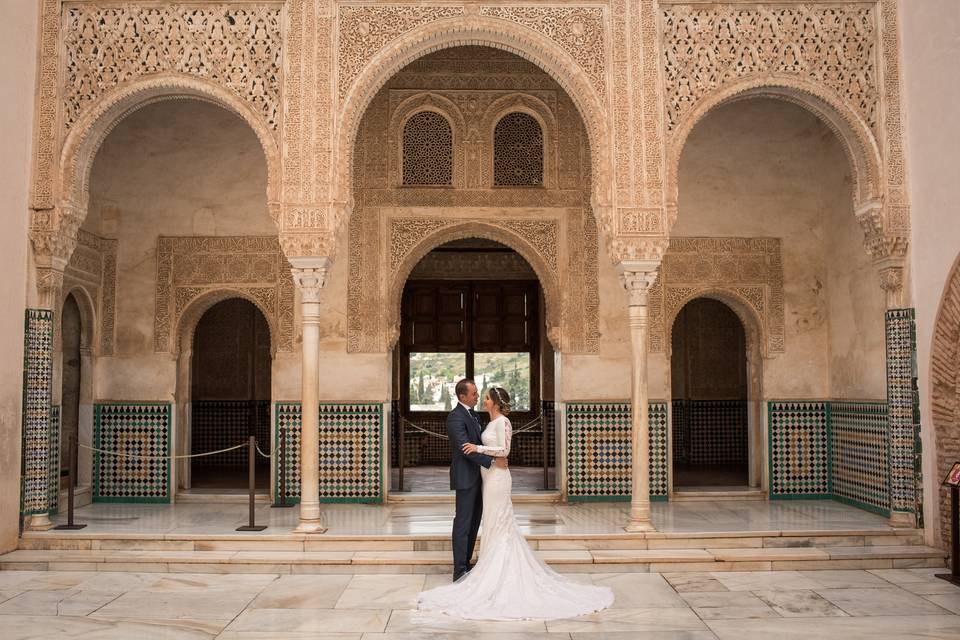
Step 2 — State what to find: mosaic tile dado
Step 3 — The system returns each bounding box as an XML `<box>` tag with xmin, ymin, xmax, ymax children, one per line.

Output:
<box><xmin>885</xmin><ymin>308</ymin><xmax>921</xmax><ymax>524</ymax></box>
<box><xmin>275</xmin><ymin>403</ymin><xmax>383</xmax><ymax>504</ymax></box>
<box><xmin>768</xmin><ymin>400</ymin><xmax>892</xmax><ymax>517</ymax></box>
<box><xmin>831</xmin><ymin>401</ymin><xmax>889</xmax><ymax>515</ymax></box>
<box><xmin>21</xmin><ymin>309</ymin><xmax>54</xmax><ymax>517</ymax></box>
<box><xmin>768</xmin><ymin>401</ymin><xmax>831</xmax><ymax>498</ymax></box>
<box><xmin>48</xmin><ymin>405</ymin><xmax>60</xmax><ymax>516</ymax></box>
<box><xmin>565</xmin><ymin>402</ymin><xmax>668</xmax><ymax>501</ymax></box>
<box><xmin>93</xmin><ymin>403</ymin><xmax>171</xmax><ymax>503</ymax></box>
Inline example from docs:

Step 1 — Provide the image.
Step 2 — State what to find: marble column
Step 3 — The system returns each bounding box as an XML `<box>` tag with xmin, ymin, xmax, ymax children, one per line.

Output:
<box><xmin>618</xmin><ymin>261</ymin><xmax>660</xmax><ymax>533</ymax></box>
<box><xmin>291</xmin><ymin>258</ymin><xmax>330</xmax><ymax>533</ymax></box>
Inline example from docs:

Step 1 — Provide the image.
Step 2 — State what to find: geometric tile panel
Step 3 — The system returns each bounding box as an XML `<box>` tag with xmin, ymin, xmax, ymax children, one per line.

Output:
<box><xmin>671</xmin><ymin>399</ymin><xmax>688</xmax><ymax>463</ymax></box>
<box><xmin>93</xmin><ymin>403</ymin><xmax>171</xmax><ymax>503</ymax></box>
<box><xmin>21</xmin><ymin>309</ymin><xmax>53</xmax><ymax>516</ymax></box>
<box><xmin>275</xmin><ymin>403</ymin><xmax>383</xmax><ymax>503</ymax></box>
<box><xmin>191</xmin><ymin>400</ymin><xmax>270</xmax><ymax>466</ymax></box>
<box><xmin>768</xmin><ymin>401</ymin><xmax>830</xmax><ymax>497</ymax></box>
<box><xmin>886</xmin><ymin>308</ymin><xmax>920</xmax><ymax>518</ymax></box>
<box><xmin>49</xmin><ymin>405</ymin><xmax>61</xmax><ymax>515</ymax></box>
<box><xmin>566</xmin><ymin>402</ymin><xmax>668</xmax><ymax>500</ymax></box>
<box><xmin>831</xmin><ymin>401</ymin><xmax>889</xmax><ymax>515</ymax></box>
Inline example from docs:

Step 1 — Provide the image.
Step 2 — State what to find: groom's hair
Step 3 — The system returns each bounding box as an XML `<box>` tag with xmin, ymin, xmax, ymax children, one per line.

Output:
<box><xmin>455</xmin><ymin>378</ymin><xmax>475</xmax><ymax>400</ymax></box>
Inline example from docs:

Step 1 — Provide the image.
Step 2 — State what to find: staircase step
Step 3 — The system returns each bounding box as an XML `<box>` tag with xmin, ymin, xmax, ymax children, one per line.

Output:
<box><xmin>2</xmin><ymin>544</ymin><xmax>943</xmax><ymax>574</ymax></box>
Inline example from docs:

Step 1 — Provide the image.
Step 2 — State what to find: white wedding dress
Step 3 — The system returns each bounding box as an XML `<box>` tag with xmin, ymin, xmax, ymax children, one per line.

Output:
<box><xmin>418</xmin><ymin>415</ymin><xmax>614</xmax><ymax>620</ymax></box>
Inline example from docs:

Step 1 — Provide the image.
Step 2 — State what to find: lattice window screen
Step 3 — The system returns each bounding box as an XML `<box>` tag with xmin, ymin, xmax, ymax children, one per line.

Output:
<box><xmin>402</xmin><ymin>111</ymin><xmax>453</xmax><ymax>186</ymax></box>
<box><xmin>494</xmin><ymin>113</ymin><xmax>543</xmax><ymax>187</ymax></box>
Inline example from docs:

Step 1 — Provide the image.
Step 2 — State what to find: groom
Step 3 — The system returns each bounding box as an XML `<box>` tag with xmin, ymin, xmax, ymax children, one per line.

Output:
<box><xmin>447</xmin><ymin>378</ymin><xmax>507</xmax><ymax>581</ymax></box>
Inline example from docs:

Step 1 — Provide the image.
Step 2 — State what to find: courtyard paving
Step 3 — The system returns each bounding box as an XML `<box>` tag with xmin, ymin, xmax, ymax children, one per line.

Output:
<box><xmin>1</xmin><ymin>568</ymin><xmax>959</xmax><ymax>638</ymax></box>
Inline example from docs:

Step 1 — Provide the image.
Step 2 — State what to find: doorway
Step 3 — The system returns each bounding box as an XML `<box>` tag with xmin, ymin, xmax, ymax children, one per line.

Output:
<box><xmin>189</xmin><ymin>298</ymin><xmax>271</xmax><ymax>492</ymax></box>
<box><xmin>390</xmin><ymin>239</ymin><xmax>556</xmax><ymax>492</ymax></box>
<box><xmin>671</xmin><ymin>298</ymin><xmax>750</xmax><ymax>489</ymax></box>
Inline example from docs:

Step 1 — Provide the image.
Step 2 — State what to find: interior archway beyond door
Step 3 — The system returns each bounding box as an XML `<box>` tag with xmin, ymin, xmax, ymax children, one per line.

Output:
<box><xmin>671</xmin><ymin>298</ymin><xmax>750</xmax><ymax>489</ymax></box>
<box><xmin>190</xmin><ymin>298</ymin><xmax>271</xmax><ymax>491</ymax></box>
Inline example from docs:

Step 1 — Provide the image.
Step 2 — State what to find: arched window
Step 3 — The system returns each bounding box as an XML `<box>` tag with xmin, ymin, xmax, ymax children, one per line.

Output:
<box><xmin>494</xmin><ymin>112</ymin><xmax>543</xmax><ymax>186</ymax></box>
<box><xmin>402</xmin><ymin>111</ymin><xmax>453</xmax><ymax>186</ymax></box>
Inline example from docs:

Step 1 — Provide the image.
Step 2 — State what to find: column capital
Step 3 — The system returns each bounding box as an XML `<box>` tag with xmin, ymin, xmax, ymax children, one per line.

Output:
<box><xmin>290</xmin><ymin>257</ymin><xmax>331</xmax><ymax>304</ymax></box>
<box><xmin>617</xmin><ymin>261</ymin><xmax>660</xmax><ymax>307</ymax></box>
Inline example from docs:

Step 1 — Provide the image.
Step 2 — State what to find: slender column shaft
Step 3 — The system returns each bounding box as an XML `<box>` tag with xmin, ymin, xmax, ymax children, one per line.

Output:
<box><xmin>291</xmin><ymin>259</ymin><xmax>330</xmax><ymax>534</ymax></box>
<box><xmin>626</xmin><ymin>302</ymin><xmax>653</xmax><ymax>532</ymax></box>
<box><xmin>618</xmin><ymin>264</ymin><xmax>659</xmax><ymax>533</ymax></box>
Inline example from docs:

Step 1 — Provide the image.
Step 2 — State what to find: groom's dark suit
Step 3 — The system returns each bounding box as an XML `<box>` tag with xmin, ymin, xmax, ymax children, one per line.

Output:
<box><xmin>447</xmin><ymin>402</ymin><xmax>493</xmax><ymax>580</ymax></box>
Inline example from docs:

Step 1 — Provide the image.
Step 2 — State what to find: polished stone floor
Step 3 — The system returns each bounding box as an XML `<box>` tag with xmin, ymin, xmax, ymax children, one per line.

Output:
<box><xmin>1</xmin><ymin>568</ymin><xmax>959</xmax><ymax>638</ymax></box>
<box><xmin>390</xmin><ymin>465</ymin><xmax>557</xmax><ymax>492</ymax></box>
<box><xmin>47</xmin><ymin>499</ymin><xmax>893</xmax><ymax>536</ymax></box>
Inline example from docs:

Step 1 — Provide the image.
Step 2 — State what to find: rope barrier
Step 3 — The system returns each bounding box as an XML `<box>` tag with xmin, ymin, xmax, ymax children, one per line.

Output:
<box><xmin>79</xmin><ymin>441</ymin><xmax>248</xmax><ymax>460</ymax></box>
<box><xmin>399</xmin><ymin>415</ymin><xmax>543</xmax><ymax>438</ymax></box>
<box><xmin>255</xmin><ymin>443</ymin><xmax>273</xmax><ymax>459</ymax></box>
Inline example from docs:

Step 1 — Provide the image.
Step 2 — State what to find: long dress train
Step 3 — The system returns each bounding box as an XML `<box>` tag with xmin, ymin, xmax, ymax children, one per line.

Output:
<box><xmin>418</xmin><ymin>415</ymin><xmax>614</xmax><ymax>620</ymax></box>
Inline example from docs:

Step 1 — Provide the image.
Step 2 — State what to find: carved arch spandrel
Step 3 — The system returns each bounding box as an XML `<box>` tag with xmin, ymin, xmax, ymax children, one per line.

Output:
<box><xmin>334</xmin><ymin>16</ymin><xmax>613</xmax><ymax>227</ymax></box>
<box><xmin>174</xmin><ymin>288</ymin><xmax>280</xmax><ymax>358</ymax></box>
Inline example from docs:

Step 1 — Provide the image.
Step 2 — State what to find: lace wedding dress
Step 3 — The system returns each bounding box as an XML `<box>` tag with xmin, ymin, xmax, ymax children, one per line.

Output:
<box><xmin>418</xmin><ymin>415</ymin><xmax>614</xmax><ymax>620</ymax></box>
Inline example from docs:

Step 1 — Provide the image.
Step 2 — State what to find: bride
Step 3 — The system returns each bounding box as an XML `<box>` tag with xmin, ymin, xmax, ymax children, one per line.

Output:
<box><xmin>418</xmin><ymin>386</ymin><xmax>614</xmax><ymax>620</ymax></box>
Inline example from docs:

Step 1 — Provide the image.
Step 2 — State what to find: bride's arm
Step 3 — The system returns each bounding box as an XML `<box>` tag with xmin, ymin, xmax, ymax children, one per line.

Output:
<box><xmin>477</xmin><ymin>418</ymin><xmax>511</xmax><ymax>457</ymax></box>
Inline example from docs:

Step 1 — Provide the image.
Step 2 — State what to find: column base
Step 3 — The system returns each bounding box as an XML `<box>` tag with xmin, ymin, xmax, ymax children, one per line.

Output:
<box><xmin>294</xmin><ymin>520</ymin><xmax>328</xmax><ymax>534</ymax></box>
<box><xmin>624</xmin><ymin>520</ymin><xmax>656</xmax><ymax>533</ymax></box>
<box><xmin>888</xmin><ymin>510</ymin><xmax>915</xmax><ymax>529</ymax></box>
<box><xmin>27</xmin><ymin>513</ymin><xmax>54</xmax><ymax>531</ymax></box>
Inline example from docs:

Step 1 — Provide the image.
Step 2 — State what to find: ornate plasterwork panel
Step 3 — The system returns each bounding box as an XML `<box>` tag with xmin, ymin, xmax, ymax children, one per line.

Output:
<box><xmin>62</xmin><ymin>3</ymin><xmax>283</xmax><ymax>132</ymax></box>
<box><xmin>337</xmin><ymin>5</ymin><xmax>465</xmax><ymax>99</ymax></box>
<box><xmin>661</xmin><ymin>3</ymin><xmax>879</xmax><ymax>136</ymax></box>
<box><xmin>650</xmin><ymin>238</ymin><xmax>784</xmax><ymax>356</ymax></box>
<box><xmin>62</xmin><ymin>230</ymin><xmax>117</xmax><ymax>356</ymax></box>
<box><xmin>154</xmin><ymin>237</ymin><xmax>294</xmax><ymax>353</ymax></box>
<box><xmin>477</xmin><ymin>6</ymin><xmax>607</xmax><ymax>101</ymax></box>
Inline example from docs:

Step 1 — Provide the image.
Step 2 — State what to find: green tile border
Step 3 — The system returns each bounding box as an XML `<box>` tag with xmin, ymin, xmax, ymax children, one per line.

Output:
<box><xmin>93</xmin><ymin>402</ymin><xmax>171</xmax><ymax>504</ymax></box>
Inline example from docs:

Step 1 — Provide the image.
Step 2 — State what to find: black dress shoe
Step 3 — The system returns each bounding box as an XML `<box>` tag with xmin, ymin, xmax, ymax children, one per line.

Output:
<box><xmin>453</xmin><ymin>569</ymin><xmax>466</xmax><ymax>582</ymax></box>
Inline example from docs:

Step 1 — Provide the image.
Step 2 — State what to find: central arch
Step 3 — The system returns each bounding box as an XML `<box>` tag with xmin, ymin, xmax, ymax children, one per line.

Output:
<box><xmin>334</xmin><ymin>16</ymin><xmax>614</xmax><ymax>221</ymax></box>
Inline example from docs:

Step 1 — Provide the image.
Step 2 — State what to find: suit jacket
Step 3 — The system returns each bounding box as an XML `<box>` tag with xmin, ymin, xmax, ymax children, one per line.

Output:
<box><xmin>447</xmin><ymin>403</ymin><xmax>494</xmax><ymax>490</ymax></box>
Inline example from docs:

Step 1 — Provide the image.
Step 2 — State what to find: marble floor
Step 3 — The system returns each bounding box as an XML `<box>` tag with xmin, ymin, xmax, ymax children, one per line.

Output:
<box><xmin>46</xmin><ymin>499</ymin><xmax>894</xmax><ymax>537</ymax></box>
<box><xmin>1</xmin><ymin>568</ymin><xmax>959</xmax><ymax>638</ymax></box>
<box><xmin>390</xmin><ymin>466</ymin><xmax>557</xmax><ymax>492</ymax></box>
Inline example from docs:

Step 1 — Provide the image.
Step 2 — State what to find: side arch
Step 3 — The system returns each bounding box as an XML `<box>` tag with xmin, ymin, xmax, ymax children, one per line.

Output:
<box><xmin>388</xmin><ymin>93</ymin><xmax>466</xmax><ymax>188</ymax></box>
<box><xmin>483</xmin><ymin>93</ymin><xmax>557</xmax><ymax>189</ymax></box>
<box><xmin>59</xmin><ymin>73</ymin><xmax>280</xmax><ymax>217</ymax></box>
<box><xmin>666</xmin><ymin>76</ymin><xmax>884</xmax><ymax>229</ymax></box>
<box><xmin>931</xmin><ymin>253</ymin><xmax>960</xmax><ymax>549</ymax></box>
<box><xmin>388</xmin><ymin>223</ymin><xmax>562</xmax><ymax>351</ymax></box>
<box><xmin>335</xmin><ymin>16</ymin><xmax>612</xmax><ymax>216</ymax></box>
<box><xmin>174</xmin><ymin>289</ymin><xmax>279</xmax><ymax>358</ymax></box>
<box><xmin>60</xmin><ymin>285</ymin><xmax>98</xmax><ymax>353</ymax></box>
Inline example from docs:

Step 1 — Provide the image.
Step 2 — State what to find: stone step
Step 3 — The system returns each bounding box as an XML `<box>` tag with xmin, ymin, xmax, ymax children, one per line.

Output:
<box><xmin>16</xmin><ymin>528</ymin><xmax>927</xmax><ymax>552</ymax></box>
<box><xmin>1</xmin><ymin>545</ymin><xmax>944</xmax><ymax>574</ymax></box>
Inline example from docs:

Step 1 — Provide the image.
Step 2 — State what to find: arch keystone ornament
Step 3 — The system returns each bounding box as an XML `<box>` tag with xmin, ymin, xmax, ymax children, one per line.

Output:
<box><xmin>290</xmin><ymin>257</ymin><xmax>332</xmax><ymax>534</ymax></box>
<box><xmin>618</xmin><ymin>261</ymin><xmax>662</xmax><ymax>533</ymax></box>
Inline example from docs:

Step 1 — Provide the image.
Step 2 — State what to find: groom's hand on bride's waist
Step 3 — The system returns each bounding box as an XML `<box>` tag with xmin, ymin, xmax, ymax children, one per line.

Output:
<box><xmin>494</xmin><ymin>458</ymin><xmax>508</xmax><ymax>468</ymax></box>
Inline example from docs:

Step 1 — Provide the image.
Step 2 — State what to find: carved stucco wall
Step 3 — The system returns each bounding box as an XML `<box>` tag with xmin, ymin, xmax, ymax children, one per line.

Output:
<box><xmin>347</xmin><ymin>47</ymin><xmax>599</xmax><ymax>355</ymax></box>
<box><xmin>60</xmin><ymin>230</ymin><xmax>117</xmax><ymax>356</ymax></box>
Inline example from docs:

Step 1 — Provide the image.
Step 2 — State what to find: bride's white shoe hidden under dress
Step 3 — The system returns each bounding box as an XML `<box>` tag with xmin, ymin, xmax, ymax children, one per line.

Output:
<box><xmin>418</xmin><ymin>415</ymin><xmax>614</xmax><ymax>620</ymax></box>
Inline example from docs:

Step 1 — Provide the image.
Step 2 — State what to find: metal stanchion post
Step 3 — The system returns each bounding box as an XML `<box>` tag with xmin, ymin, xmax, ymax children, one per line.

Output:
<box><xmin>272</xmin><ymin>424</ymin><xmax>292</xmax><ymax>508</ymax></box>
<box><xmin>55</xmin><ymin>435</ymin><xmax>86</xmax><ymax>530</ymax></box>
<box><xmin>542</xmin><ymin>414</ymin><xmax>549</xmax><ymax>490</ymax></box>
<box><xmin>937</xmin><ymin>484</ymin><xmax>960</xmax><ymax>585</ymax></box>
<box><xmin>237</xmin><ymin>436</ymin><xmax>267</xmax><ymax>531</ymax></box>
<box><xmin>398</xmin><ymin>414</ymin><xmax>406</xmax><ymax>492</ymax></box>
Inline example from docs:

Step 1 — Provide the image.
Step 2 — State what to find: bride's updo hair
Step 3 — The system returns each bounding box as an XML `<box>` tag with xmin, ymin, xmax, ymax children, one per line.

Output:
<box><xmin>488</xmin><ymin>387</ymin><xmax>512</xmax><ymax>416</ymax></box>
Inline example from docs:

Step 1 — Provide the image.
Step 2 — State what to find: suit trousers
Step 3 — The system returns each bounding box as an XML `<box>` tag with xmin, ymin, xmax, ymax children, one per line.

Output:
<box><xmin>452</xmin><ymin>480</ymin><xmax>483</xmax><ymax>573</ymax></box>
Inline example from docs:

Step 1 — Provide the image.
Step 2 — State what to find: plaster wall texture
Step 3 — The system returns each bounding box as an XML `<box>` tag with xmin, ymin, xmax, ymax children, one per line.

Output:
<box><xmin>899</xmin><ymin>0</ymin><xmax>960</xmax><ymax>547</ymax></box>
<box><xmin>86</xmin><ymin>100</ymin><xmax>282</xmax><ymax>401</ymax></box>
<box><xmin>672</xmin><ymin>99</ymin><xmax>886</xmax><ymax>401</ymax></box>
<box><xmin>0</xmin><ymin>0</ymin><xmax>38</xmax><ymax>552</ymax></box>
